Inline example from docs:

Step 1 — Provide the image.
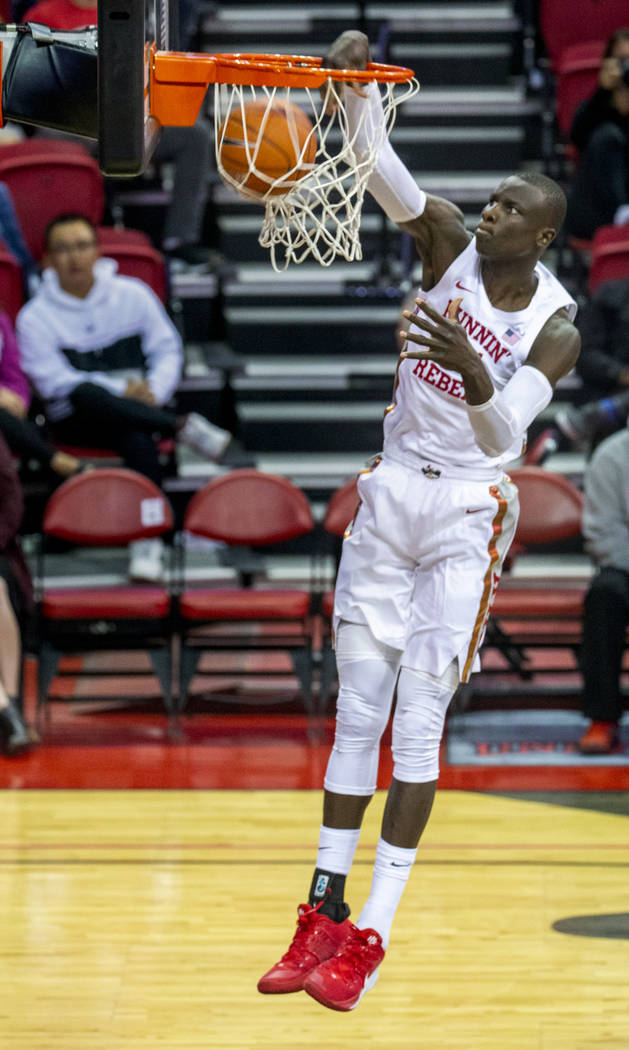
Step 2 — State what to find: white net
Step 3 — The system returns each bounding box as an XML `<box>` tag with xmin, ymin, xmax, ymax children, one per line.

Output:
<box><xmin>214</xmin><ymin>76</ymin><xmax>419</xmax><ymax>271</ymax></box>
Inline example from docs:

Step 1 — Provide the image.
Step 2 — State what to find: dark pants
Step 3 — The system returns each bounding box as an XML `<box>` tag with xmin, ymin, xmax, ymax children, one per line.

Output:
<box><xmin>581</xmin><ymin>566</ymin><xmax>629</xmax><ymax>722</ymax></box>
<box><xmin>566</xmin><ymin>122</ymin><xmax>629</xmax><ymax>240</ymax></box>
<box><xmin>51</xmin><ymin>382</ymin><xmax>178</xmax><ymax>486</ymax></box>
<box><xmin>0</xmin><ymin>405</ymin><xmax>57</xmax><ymax>468</ymax></box>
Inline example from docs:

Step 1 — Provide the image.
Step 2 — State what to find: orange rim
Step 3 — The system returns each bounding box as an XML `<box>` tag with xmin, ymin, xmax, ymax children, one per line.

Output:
<box><xmin>206</xmin><ymin>52</ymin><xmax>416</xmax><ymax>84</ymax></box>
<box><xmin>150</xmin><ymin>48</ymin><xmax>415</xmax><ymax>126</ymax></box>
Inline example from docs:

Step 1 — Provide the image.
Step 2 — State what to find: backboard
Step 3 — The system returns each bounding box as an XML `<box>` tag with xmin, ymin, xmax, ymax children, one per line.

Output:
<box><xmin>97</xmin><ymin>0</ymin><xmax>178</xmax><ymax>176</ymax></box>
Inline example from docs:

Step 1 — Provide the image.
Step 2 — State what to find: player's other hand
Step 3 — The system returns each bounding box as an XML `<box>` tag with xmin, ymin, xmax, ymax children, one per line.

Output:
<box><xmin>399</xmin><ymin>296</ymin><xmax>478</xmax><ymax>373</ymax></box>
<box><xmin>322</xmin><ymin>30</ymin><xmax>371</xmax><ymax>114</ymax></box>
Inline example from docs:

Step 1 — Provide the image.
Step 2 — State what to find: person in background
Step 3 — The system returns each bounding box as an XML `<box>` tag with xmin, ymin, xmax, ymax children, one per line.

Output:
<box><xmin>565</xmin><ymin>28</ymin><xmax>629</xmax><ymax>241</ymax></box>
<box><xmin>0</xmin><ymin>306</ymin><xmax>81</xmax><ymax>478</ymax></box>
<box><xmin>16</xmin><ymin>213</ymin><xmax>232</xmax><ymax>583</ymax></box>
<box><xmin>0</xmin><ymin>431</ymin><xmax>38</xmax><ymax>755</ymax></box>
<box><xmin>578</xmin><ymin>419</ymin><xmax>629</xmax><ymax>754</ymax></box>
<box><xmin>555</xmin><ymin>276</ymin><xmax>629</xmax><ymax>451</ymax></box>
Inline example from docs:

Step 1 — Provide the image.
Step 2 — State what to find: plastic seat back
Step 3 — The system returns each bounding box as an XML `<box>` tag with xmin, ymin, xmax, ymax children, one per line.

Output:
<box><xmin>97</xmin><ymin>227</ymin><xmax>167</xmax><ymax>302</ymax></box>
<box><xmin>588</xmin><ymin>224</ymin><xmax>629</xmax><ymax>294</ymax></box>
<box><xmin>0</xmin><ymin>246</ymin><xmax>24</xmax><ymax>322</ymax></box>
<box><xmin>184</xmin><ymin>469</ymin><xmax>314</xmax><ymax>545</ymax></box>
<box><xmin>555</xmin><ymin>39</ymin><xmax>604</xmax><ymax>139</ymax></box>
<box><xmin>323</xmin><ymin>477</ymin><xmax>359</xmax><ymax>537</ymax></box>
<box><xmin>43</xmin><ymin>467</ymin><xmax>174</xmax><ymax>546</ymax></box>
<box><xmin>540</xmin><ymin>1</ymin><xmax>628</xmax><ymax>69</ymax></box>
<box><xmin>509</xmin><ymin>467</ymin><xmax>583</xmax><ymax>547</ymax></box>
<box><xmin>0</xmin><ymin>146</ymin><xmax>104</xmax><ymax>259</ymax></box>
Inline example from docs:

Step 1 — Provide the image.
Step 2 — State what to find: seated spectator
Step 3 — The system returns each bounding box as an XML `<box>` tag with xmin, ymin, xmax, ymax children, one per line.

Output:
<box><xmin>0</xmin><ymin>306</ymin><xmax>81</xmax><ymax>477</ymax></box>
<box><xmin>565</xmin><ymin>28</ymin><xmax>629</xmax><ymax>241</ymax></box>
<box><xmin>22</xmin><ymin>0</ymin><xmax>216</xmax><ymax>267</ymax></box>
<box><xmin>555</xmin><ymin>277</ymin><xmax>629</xmax><ymax>450</ymax></box>
<box><xmin>16</xmin><ymin>212</ymin><xmax>232</xmax><ymax>583</ymax></box>
<box><xmin>578</xmin><ymin>419</ymin><xmax>629</xmax><ymax>754</ymax></box>
<box><xmin>0</xmin><ymin>431</ymin><xmax>38</xmax><ymax>755</ymax></box>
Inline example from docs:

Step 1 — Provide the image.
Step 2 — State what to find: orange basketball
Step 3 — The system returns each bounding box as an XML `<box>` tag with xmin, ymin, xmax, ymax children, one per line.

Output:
<box><xmin>218</xmin><ymin>99</ymin><xmax>317</xmax><ymax>198</ymax></box>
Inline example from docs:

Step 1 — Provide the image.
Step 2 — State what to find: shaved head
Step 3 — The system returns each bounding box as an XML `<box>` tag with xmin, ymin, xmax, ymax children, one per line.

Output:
<box><xmin>513</xmin><ymin>171</ymin><xmax>567</xmax><ymax>231</ymax></box>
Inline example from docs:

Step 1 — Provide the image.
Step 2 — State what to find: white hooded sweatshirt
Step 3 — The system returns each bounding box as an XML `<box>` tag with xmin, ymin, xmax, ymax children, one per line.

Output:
<box><xmin>16</xmin><ymin>257</ymin><xmax>182</xmax><ymax>420</ymax></box>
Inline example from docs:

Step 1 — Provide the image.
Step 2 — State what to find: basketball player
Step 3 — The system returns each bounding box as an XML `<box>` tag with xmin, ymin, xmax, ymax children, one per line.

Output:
<box><xmin>258</xmin><ymin>30</ymin><xmax>581</xmax><ymax>1012</ymax></box>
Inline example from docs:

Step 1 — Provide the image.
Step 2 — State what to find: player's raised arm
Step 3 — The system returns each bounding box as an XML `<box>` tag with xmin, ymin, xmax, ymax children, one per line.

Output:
<box><xmin>325</xmin><ymin>31</ymin><xmax>469</xmax><ymax>285</ymax></box>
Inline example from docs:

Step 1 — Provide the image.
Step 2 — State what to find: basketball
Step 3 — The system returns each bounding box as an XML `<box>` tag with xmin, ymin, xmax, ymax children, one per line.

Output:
<box><xmin>218</xmin><ymin>99</ymin><xmax>317</xmax><ymax>198</ymax></box>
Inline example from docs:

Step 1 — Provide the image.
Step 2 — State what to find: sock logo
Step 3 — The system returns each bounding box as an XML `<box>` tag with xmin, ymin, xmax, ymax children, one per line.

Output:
<box><xmin>314</xmin><ymin>874</ymin><xmax>329</xmax><ymax>897</ymax></box>
<box><xmin>391</xmin><ymin>861</ymin><xmax>412</xmax><ymax>867</ymax></box>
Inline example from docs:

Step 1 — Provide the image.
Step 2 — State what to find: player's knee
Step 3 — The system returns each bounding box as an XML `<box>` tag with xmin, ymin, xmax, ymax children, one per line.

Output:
<box><xmin>334</xmin><ymin>683</ymin><xmax>390</xmax><ymax>752</ymax></box>
<box><xmin>391</xmin><ymin>663</ymin><xmax>457</xmax><ymax>782</ymax></box>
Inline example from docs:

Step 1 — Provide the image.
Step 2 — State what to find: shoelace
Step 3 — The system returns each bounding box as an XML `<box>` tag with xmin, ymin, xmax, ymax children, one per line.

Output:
<box><xmin>335</xmin><ymin>928</ymin><xmax>382</xmax><ymax>974</ymax></box>
<box><xmin>279</xmin><ymin>903</ymin><xmax>324</xmax><ymax>960</ymax></box>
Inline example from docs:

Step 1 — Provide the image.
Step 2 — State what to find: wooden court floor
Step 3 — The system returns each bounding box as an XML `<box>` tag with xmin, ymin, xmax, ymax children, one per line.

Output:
<box><xmin>0</xmin><ymin>788</ymin><xmax>627</xmax><ymax>1049</ymax></box>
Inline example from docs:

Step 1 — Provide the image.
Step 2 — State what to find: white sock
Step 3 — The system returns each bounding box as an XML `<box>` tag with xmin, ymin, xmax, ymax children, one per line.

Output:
<box><xmin>356</xmin><ymin>837</ymin><xmax>417</xmax><ymax>947</ymax></box>
<box><xmin>315</xmin><ymin>825</ymin><xmax>361</xmax><ymax>876</ymax></box>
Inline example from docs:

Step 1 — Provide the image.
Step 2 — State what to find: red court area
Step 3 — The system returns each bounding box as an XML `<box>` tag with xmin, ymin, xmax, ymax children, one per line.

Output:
<box><xmin>1</xmin><ymin>656</ymin><xmax>627</xmax><ymax>792</ymax></box>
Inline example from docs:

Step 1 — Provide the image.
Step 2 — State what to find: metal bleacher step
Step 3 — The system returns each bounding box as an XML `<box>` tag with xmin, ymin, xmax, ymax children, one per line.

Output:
<box><xmin>239</xmin><ymin>400</ymin><xmax>387</xmax><ymax>452</ymax></box>
<box><xmin>200</xmin><ymin>2</ymin><xmax>520</xmax><ymax>59</ymax></box>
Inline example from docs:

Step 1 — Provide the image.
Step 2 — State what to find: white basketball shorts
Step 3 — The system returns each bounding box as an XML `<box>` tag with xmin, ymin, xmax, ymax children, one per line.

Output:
<box><xmin>333</xmin><ymin>455</ymin><xmax>519</xmax><ymax>682</ymax></box>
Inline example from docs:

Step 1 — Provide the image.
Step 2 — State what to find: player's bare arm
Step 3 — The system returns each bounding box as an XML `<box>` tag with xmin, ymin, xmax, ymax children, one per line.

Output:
<box><xmin>525</xmin><ymin>308</ymin><xmax>581</xmax><ymax>387</ymax></box>
<box><xmin>398</xmin><ymin>200</ymin><xmax>470</xmax><ymax>289</ymax></box>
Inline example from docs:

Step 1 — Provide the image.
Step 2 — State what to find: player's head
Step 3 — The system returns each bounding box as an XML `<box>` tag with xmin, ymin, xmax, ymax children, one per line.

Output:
<box><xmin>44</xmin><ymin>213</ymin><xmax>100</xmax><ymax>298</ymax></box>
<box><xmin>475</xmin><ymin>173</ymin><xmax>567</xmax><ymax>260</ymax></box>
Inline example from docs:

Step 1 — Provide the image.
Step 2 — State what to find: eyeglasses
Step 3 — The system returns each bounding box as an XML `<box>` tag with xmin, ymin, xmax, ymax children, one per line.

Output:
<box><xmin>48</xmin><ymin>240</ymin><xmax>98</xmax><ymax>256</ymax></box>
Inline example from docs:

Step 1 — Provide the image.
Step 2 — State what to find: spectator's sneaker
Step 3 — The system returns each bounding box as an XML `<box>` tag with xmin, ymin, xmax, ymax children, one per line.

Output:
<box><xmin>578</xmin><ymin>720</ymin><xmax>619</xmax><ymax>755</ymax></box>
<box><xmin>554</xmin><ymin>406</ymin><xmax>590</xmax><ymax>447</ymax></box>
<box><xmin>303</xmin><ymin>924</ymin><xmax>385</xmax><ymax>1012</ymax></box>
<box><xmin>556</xmin><ymin>395</ymin><xmax>629</xmax><ymax>449</ymax></box>
<box><xmin>257</xmin><ymin>903</ymin><xmax>352</xmax><ymax>994</ymax></box>
<box><xmin>128</xmin><ymin>538</ymin><xmax>165</xmax><ymax>584</ymax></box>
<box><xmin>178</xmin><ymin>412</ymin><xmax>232</xmax><ymax>462</ymax></box>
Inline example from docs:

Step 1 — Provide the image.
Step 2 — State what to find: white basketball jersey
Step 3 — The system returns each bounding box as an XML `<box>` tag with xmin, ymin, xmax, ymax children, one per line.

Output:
<box><xmin>383</xmin><ymin>239</ymin><xmax>577</xmax><ymax>475</ymax></box>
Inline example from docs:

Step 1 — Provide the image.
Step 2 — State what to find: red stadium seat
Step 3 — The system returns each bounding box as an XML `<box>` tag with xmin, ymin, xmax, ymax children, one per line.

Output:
<box><xmin>35</xmin><ymin>468</ymin><xmax>176</xmax><ymax>731</ymax></box>
<box><xmin>555</xmin><ymin>39</ymin><xmax>605</xmax><ymax>142</ymax></box>
<box><xmin>0</xmin><ymin>245</ymin><xmax>24</xmax><ymax>322</ymax></box>
<box><xmin>481</xmin><ymin>467</ymin><xmax>586</xmax><ymax>680</ymax></box>
<box><xmin>177</xmin><ymin>469</ymin><xmax>316</xmax><ymax>716</ymax></box>
<box><xmin>540</xmin><ymin>0</ymin><xmax>628</xmax><ymax>70</ymax></box>
<box><xmin>0</xmin><ymin>142</ymin><xmax>104</xmax><ymax>259</ymax></box>
<box><xmin>97</xmin><ymin>227</ymin><xmax>169</xmax><ymax>303</ymax></box>
<box><xmin>588</xmin><ymin>224</ymin><xmax>629</xmax><ymax>294</ymax></box>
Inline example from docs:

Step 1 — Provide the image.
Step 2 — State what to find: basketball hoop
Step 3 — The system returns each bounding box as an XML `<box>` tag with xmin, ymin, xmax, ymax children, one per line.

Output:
<box><xmin>149</xmin><ymin>50</ymin><xmax>419</xmax><ymax>271</ymax></box>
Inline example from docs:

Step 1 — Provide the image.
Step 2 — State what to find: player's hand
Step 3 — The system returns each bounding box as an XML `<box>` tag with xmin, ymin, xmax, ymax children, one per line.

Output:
<box><xmin>398</xmin><ymin>296</ymin><xmax>477</xmax><ymax>373</ymax></box>
<box><xmin>322</xmin><ymin>30</ymin><xmax>371</xmax><ymax>115</ymax></box>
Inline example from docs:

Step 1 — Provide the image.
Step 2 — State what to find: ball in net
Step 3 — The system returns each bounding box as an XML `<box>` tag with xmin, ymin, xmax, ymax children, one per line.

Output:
<box><xmin>218</xmin><ymin>98</ymin><xmax>317</xmax><ymax>198</ymax></box>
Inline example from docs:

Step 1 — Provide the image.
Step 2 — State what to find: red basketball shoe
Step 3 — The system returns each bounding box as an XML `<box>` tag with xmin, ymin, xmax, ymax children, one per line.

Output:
<box><xmin>303</xmin><ymin>924</ymin><xmax>385</xmax><ymax>1011</ymax></box>
<box><xmin>257</xmin><ymin>903</ymin><xmax>352</xmax><ymax>994</ymax></box>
